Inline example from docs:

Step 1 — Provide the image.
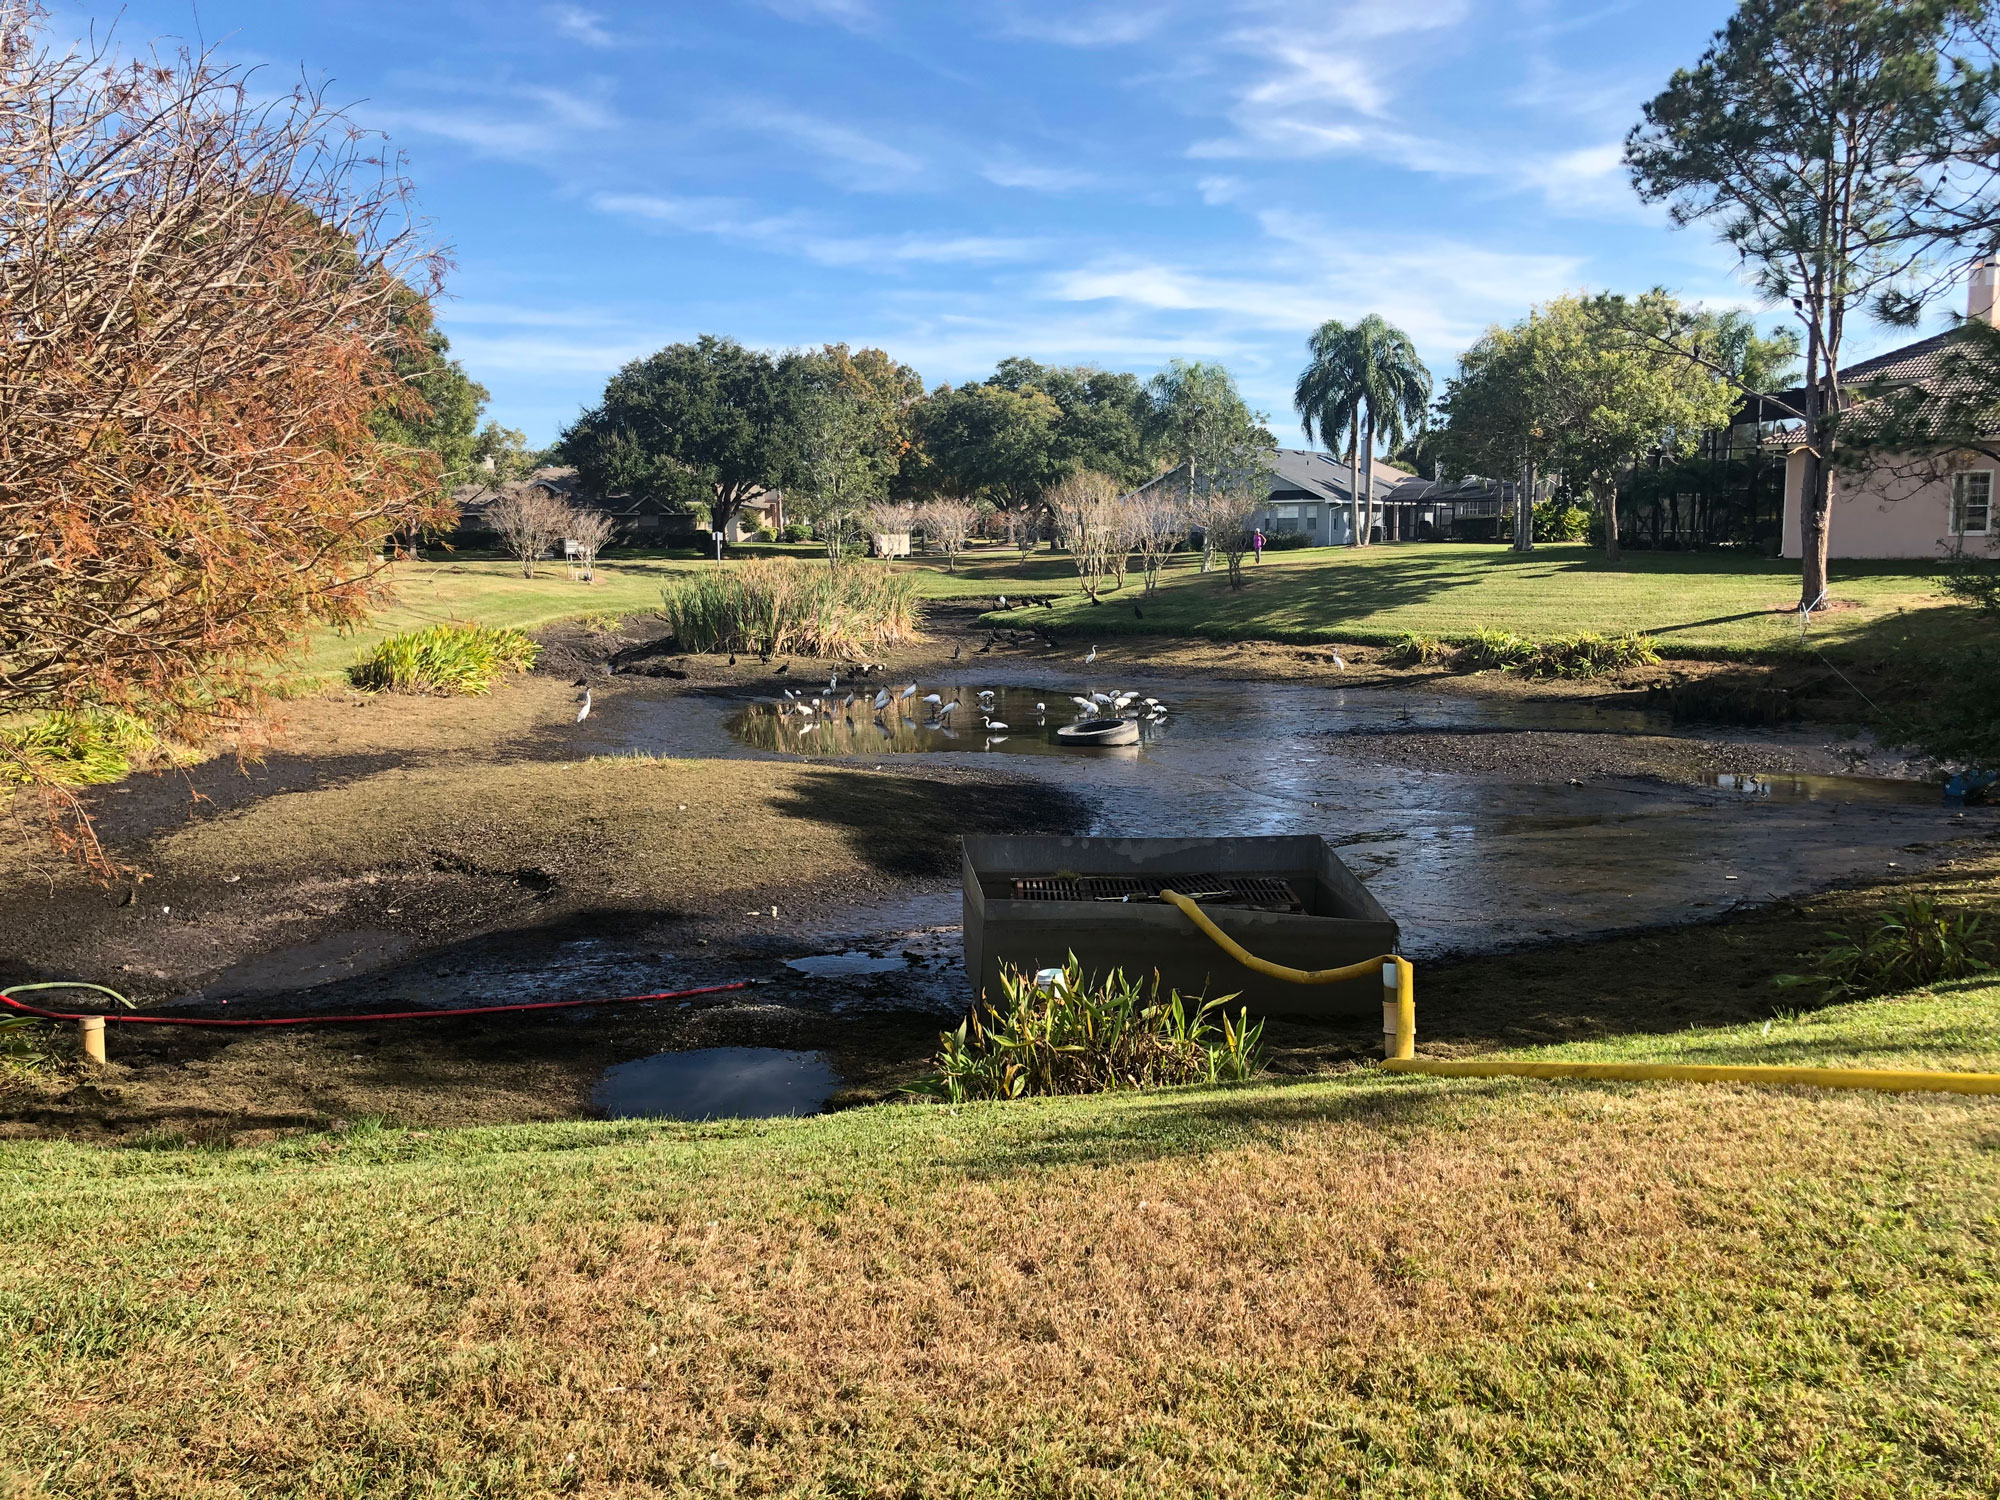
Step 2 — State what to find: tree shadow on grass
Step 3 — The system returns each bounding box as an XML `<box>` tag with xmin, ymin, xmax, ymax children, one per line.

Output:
<box><xmin>766</xmin><ymin>768</ymin><xmax>1089</xmax><ymax>880</ymax></box>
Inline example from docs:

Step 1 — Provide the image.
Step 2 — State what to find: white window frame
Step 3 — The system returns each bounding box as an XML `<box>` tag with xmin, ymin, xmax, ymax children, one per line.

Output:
<box><xmin>1951</xmin><ymin>469</ymin><xmax>1993</xmax><ymax>536</ymax></box>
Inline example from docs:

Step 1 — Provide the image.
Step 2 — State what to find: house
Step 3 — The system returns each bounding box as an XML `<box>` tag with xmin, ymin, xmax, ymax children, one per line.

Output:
<box><xmin>1775</xmin><ymin>264</ymin><xmax>2000</xmax><ymax>560</ymax></box>
<box><xmin>1380</xmin><ymin>473</ymin><xmax>1513</xmax><ymax>541</ymax></box>
<box><xmin>450</xmin><ymin>466</ymin><xmax>703</xmax><ymax>548</ymax></box>
<box><xmin>722</xmin><ymin>492</ymin><xmax>785</xmax><ymax>542</ymax></box>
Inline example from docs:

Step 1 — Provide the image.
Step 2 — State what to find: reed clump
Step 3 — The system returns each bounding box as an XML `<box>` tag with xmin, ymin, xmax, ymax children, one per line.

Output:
<box><xmin>661</xmin><ymin>558</ymin><xmax>922</xmax><ymax>658</ymax></box>
<box><xmin>919</xmin><ymin>958</ymin><xmax>1265</xmax><ymax>1103</ymax></box>
<box><xmin>0</xmin><ymin>711</ymin><xmax>154</xmax><ymax>791</ymax></box>
<box><xmin>1521</xmin><ymin>631</ymin><xmax>1661</xmax><ymax>677</ymax></box>
<box><xmin>1387</xmin><ymin>631</ymin><xmax>1450</xmax><ymax>666</ymax></box>
<box><xmin>348</xmin><ymin>624</ymin><xmax>540</xmax><ymax>695</ymax></box>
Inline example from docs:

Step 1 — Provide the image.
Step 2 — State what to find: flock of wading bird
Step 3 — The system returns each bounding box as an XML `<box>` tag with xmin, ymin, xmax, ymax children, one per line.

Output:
<box><xmin>765</xmin><ymin>657</ymin><xmax>1170</xmax><ymax>753</ymax></box>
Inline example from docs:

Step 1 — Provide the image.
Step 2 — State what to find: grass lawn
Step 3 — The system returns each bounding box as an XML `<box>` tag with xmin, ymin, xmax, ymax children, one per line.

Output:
<box><xmin>4</xmin><ymin>984</ymin><xmax>1997</xmax><ymax>1496</ymax></box>
<box><xmin>296</xmin><ymin>544</ymin><xmax>1963</xmax><ymax>689</ymax></box>
<box><xmin>965</xmin><ymin>543</ymin><xmax>1964</xmax><ymax>659</ymax></box>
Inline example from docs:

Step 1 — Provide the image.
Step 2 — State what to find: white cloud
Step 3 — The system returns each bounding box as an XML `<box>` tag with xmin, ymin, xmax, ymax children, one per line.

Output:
<box><xmin>373</xmin><ymin>78</ymin><xmax>617</xmax><ymax>161</ymax></box>
<box><xmin>992</xmin><ymin>5</ymin><xmax>1169</xmax><ymax>47</ymax></box>
<box><xmin>591</xmin><ymin>192</ymin><xmax>1041</xmax><ymax>269</ymax></box>
<box><xmin>736</xmin><ymin>105</ymin><xmax>925</xmax><ymax>189</ymax></box>
<box><xmin>756</xmin><ymin>0</ymin><xmax>879</xmax><ymax>32</ymax></box>
<box><xmin>548</xmin><ymin>5</ymin><xmax>614</xmax><ymax>47</ymax></box>
<box><xmin>1197</xmin><ymin>175</ymin><xmax>1243</xmax><ymax>205</ymax></box>
<box><xmin>981</xmin><ymin>160</ymin><xmax>1097</xmax><ymax>192</ymax></box>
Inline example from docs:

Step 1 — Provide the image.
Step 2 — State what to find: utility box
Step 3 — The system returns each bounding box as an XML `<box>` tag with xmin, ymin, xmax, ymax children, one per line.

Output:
<box><xmin>960</xmin><ymin>834</ymin><xmax>1397</xmax><ymax>1018</ymax></box>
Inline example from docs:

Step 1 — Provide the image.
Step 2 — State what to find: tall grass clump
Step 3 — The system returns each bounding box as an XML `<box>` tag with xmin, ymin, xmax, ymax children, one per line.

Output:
<box><xmin>1457</xmin><ymin>627</ymin><xmax>1534</xmax><ymax>670</ymax></box>
<box><xmin>348</xmin><ymin>624</ymin><xmax>539</xmax><ymax>695</ymax></box>
<box><xmin>661</xmin><ymin>558</ymin><xmax>922</xmax><ymax>658</ymax></box>
<box><xmin>0</xmin><ymin>711</ymin><xmax>153</xmax><ymax>791</ymax></box>
<box><xmin>919</xmin><ymin>958</ymin><xmax>1265</xmax><ymax>1103</ymax></box>
<box><xmin>1523</xmin><ymin>632</ymin><xmax>1661</xmax><ymax>677</ymax></box>
<box><xmin>1777</xmin><ymin>894</ymin><xmax>1993</xmax><ymax>1003</ymax></box>
<box><xmin>1387</xmin><ymin>631</ymin><xmax>1450</xmax><ymax>666</ymax></box>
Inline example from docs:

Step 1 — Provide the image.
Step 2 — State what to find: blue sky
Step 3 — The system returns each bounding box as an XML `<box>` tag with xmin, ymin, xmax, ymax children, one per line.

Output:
<box><xmin>62</xmin><ymin>1</ymin><xmax>1945</xmax><ymax>446</ymax></box>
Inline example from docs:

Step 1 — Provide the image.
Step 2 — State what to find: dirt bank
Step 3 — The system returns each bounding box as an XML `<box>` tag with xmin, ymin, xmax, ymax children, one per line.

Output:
<box><xmin>1325</xmin><ymin>727</ymin><xmax>1917</xmax><ymax>783</ymax></box>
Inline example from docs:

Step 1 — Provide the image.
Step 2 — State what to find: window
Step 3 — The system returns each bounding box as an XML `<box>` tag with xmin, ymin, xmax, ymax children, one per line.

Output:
<box><xmin>1306</xmin><ymin>513</ymin><xmax>1318</xmax><ymax>532</ymax></box>
<box><xmin>1953</xmin><ymin>471</ymin><xmax>1993</xmax><ymax>535</ymax></box>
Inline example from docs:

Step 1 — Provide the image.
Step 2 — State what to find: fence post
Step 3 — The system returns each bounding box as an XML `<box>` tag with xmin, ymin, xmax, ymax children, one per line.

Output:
<box><xmin>78</xmin><ymin>1016</ymin><xmax>106</xmax><ymax>1066</ymax></box>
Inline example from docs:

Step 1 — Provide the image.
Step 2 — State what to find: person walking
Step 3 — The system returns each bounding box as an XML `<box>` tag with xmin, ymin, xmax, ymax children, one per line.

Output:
<box><xmin>1251</xmin><ymin>528</ymin><xmax>1265</xmax><ymax>564</ymax></box>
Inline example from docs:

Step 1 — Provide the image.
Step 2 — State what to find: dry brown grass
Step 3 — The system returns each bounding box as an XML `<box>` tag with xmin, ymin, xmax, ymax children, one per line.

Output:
<box><xmin>3</xmin><ymin>1068</ymin><xmax>1996</xmax><ymax>1496</ymax></box>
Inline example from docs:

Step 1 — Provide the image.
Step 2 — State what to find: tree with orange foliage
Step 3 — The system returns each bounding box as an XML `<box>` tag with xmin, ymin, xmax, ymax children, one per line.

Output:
<box><xmin>0</xmin><ymin>6</ymin><xmax>450</xmax><ymax>863</ymax></box>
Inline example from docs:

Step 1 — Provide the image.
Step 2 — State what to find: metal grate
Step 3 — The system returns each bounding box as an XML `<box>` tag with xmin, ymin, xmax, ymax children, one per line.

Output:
<box><xmin>1009</xmin><ymin>873</ymin><xmax>1303</xmax><ymax>912</ymax></box>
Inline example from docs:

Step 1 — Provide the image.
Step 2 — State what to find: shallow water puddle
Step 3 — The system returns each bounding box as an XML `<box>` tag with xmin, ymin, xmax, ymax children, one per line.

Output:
<box><xmin>1705</xmin><ymin>771</ymin><xmax>1939</xmax><ymax>805</ymax></box>
<box><xmin>785</xmin><ymin>950</ymin><xmax>908</xmax><ymax>978</ymax></box>
<box><xmin>593</xmin><ymin>1046</ymin><xmax>838</xmax><ymax>1120</ymax></box>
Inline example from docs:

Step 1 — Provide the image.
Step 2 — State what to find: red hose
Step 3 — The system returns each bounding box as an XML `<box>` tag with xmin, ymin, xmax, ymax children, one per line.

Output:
<box><xmin>0</xmin><ymin>980</ymin><xmax>757</xmax><ymax>1027</ymax></box>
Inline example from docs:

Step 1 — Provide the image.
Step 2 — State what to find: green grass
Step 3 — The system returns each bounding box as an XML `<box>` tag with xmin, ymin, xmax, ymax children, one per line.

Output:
<box><xmin>3</xmin><ymin>984</ymin><xmax>1997</xmax><ymax>1495</ymax></box>
<box><xmin>284</xmin><ymin>543</ymin><xmax>1959</xmax><ymax>692</ymax></box>
<box><xmin>956</xmin><ymin>543</ymin><xmax>1960</xmax><ymax>659</ymax></box>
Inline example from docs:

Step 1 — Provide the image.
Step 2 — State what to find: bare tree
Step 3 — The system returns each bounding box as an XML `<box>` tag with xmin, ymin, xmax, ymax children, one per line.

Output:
<box><xmin>566</xmin><ymin>507</ymin><xmax>617</xmax><ymax>582</ymax></box>
<box><xmin>0</xmin><ymin>6</ymin><xmax>444</xmax><ymax>865</ymax></box>
<box><xmin>1047</xmin><ymin>471</ymin><xmax>1122</xmax><ymax>602</ymax></box>
<box><xmin>914</xmin><ymin>497</ymin><xmax>980</xmax><ymax>574</ymax></box>
<box><xmin>1198</xmin><ymin>477</ymin><xmax>1264</xmax><ymax>589</ymax></box>
<box><xmin>866</xmin><ymin>500</ymin><xmax>915</xmax><ymax>558</ymax></box>
<box><xmin>485</xmin><ymin>489</ymin><xmax>573</xmax><ymax>578</ymax></box>
<box><xmin>1125</xmin><ymin>487</ymin><xmax>1187</xmax><ymax>596</ymax></box>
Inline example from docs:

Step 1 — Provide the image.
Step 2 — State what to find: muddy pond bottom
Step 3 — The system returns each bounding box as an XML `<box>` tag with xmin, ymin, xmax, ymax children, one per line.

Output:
<box><xmin>593</xmin><ymin>1047</ymin><xmax>838</xmax><ymax>1120</ymax></box>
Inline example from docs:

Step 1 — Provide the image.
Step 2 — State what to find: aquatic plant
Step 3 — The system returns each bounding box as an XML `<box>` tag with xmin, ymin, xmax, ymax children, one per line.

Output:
<box><xmin>1456</xmin><ymin>627</ymin><xmax>1535</xmax><ymax>670</ymax></box>
<box><xmin>1522</xmin><ymin>632</ymin><xmax>1661</xmax><ymax>677</ymax></box>
<box><xmin>1387</xmin><ymin>631</ymin><xmax>1450</xmax><ymax>666</ymax></box>
<box><xmin>1776</xmin><ymin>894</ymin><xmax>1993</xmax><ymax>1003</ymax></box>
<box><xmin>918</xmin><ymin>958</ymin><xmax>1265</xmax><ymax>1103</ymax></box>
<box><xmin>661</xmin><ymin>558</ymin><xmax>922</xmax><ymax>658</ymax></box>
<box><xmin>348</xmin><ymin>624</ymin><xmax>540</xmax><ymax>695</ymax></box>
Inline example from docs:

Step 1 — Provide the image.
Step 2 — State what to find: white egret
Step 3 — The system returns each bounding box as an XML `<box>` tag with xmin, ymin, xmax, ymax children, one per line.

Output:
<box><xmin>1331</xmin><ymin>649</ymin><xmax>1346</xmax><ymax>670</ymax></box>
<box><xmin>983</xmin><ymin>717</ymin><xmax>1009</xmax><ymax>731</ymax></box>
<box><xmin>576</xmin><ymin>690</ymin><xmax>592</xmax><ymax>723</ymax></box>
<box><xmin>1083</xmin><ymin>645</ymin><xmax>1097</xmax><ymax>664</ymax></box>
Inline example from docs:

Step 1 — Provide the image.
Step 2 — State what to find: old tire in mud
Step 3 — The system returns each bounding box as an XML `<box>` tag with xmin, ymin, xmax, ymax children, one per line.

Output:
<box><xmin>1056</xmin><ymin>717</ymin><xmax>1140</xmax><ymax>747</ymax></box>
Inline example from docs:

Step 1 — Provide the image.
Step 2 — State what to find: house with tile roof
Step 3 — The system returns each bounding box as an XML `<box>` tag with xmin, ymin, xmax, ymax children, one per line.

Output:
<box><xmin>1774</xmin><ymin>267</ymin><xmax>2000</xmax><ymax>560</ymax></box>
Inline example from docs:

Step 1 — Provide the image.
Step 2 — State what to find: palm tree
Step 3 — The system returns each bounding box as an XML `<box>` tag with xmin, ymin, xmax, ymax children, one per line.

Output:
<box><xmin>1293</xmin><ymin>320</ymin><xmax>1362</xmax><ymax>546</ymax></box>
<box><xmin>1294</xmin><ymin>316</ymin><xmax>1432</xmax><ymax>545</ymax></box>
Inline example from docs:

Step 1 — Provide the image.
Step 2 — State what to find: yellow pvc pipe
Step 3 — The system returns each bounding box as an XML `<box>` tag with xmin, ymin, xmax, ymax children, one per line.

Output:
<box><xmin>1157</xmin><ymin>888</ymin><xmax>1414</xmax><ymax>1058</ymax></box>
<box><xmin>1382</xmin><ymin>1057</ymin><xmax>2000</xmax><ymax>1096</ymax></box>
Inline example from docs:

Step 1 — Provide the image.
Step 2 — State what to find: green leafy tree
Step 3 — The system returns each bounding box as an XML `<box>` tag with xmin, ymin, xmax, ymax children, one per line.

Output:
<box><xmin>1437</xmin><ymin>319</ymin><xmax>1551</xmax><ymax>550</ymax></box>
<box><xmin>469</xmin><ymin>421</ymin><xmax>547</xmax><ymax>482</ymax></box>
<box><xmin>1626</xmin><ymin>0</ymin><xmax>2000</xmax><ymax>609</ymax></box>
<box><xmin>1144</xmin><ymin>360</ymin><xmax>1274</xmax><ymax>571</ymax></box>
<box><xmin>1293</xmin><ymin>315</ymin><xmax>1430</xmax><ymax>547</ymax></box>
<box><xmin>986</xmin><ymin>358</ymin><xmax>1156</xmax><ymax>486</ymax></box>
<box><xmin>373</xmin><ymin>289</ymin><xmax>486</xmax><ymax>501</ymax></box>
<box><xmin>912</xmin><ymin>381</ymin><xmax>1063</xmax><ymax>512</ymax></box>
<box><xmin>781</xmin><ymin>345</ymin><xmax>917</xmax><ymax>563</ymax></box>
<box><xmin>559</xmin><ymin>335</ymin><xmax>790</xmax><ymax>536</ymax></box>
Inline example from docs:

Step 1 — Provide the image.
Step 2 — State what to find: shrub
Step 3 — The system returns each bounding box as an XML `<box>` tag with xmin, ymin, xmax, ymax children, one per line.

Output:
<box><xmin>1457</xmin><ymin>627</ymin><xmax>1534</xmax><ymax>670</ymax></box>
<box><xmin>1262</xmin><ymin>531</ymin><xmax>1313</xmax><ymax>551</ymax></box>
<box><xmin>660</xmin><ymin>558</ymin><xmax>922</xmax><ymax>658</ymax></box>
<box><xmin>1775</xmin><ymin>894</ymin><xmax>1993</xmax><ymax>1003</ymax></box>
<box><xmin>918</xmin><ymin>958</ymin><xmax>1265</xmax><ymax>1103</ymax></box>
<box><xmin>779</xmin><ymin>522</ymin><xmax>812</xmax><ymax>544</ymax></box>
<box><xmin>1387</xmin><ymin>631</ymin><xmax>1450</xmax><ymax>666</ymax></box>
<box><xmin>1532</xmin><ymin>500</ymin><xmax>1592</xmax><ymax>542</ymax></box>
<box><xmin>0</xmin><ymin>711</ymin><xmax>153</xmax><ymax>791</ymax></box>
<box><xmin>1523</xmin><ymin>632</ymin><xmax>1661</xmax><ymax>677</ymax></box>
<box><xmin>348</xmin><ymin>624</ymin><xmax>540</xmax><ymax>695</ymax></box>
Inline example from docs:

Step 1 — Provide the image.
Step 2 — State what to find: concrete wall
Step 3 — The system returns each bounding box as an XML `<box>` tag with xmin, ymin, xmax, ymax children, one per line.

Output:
<box><xmin>1781</xmin><ymin>448</ymin><xmax>2000</xmax><ymax>560</ymax></box>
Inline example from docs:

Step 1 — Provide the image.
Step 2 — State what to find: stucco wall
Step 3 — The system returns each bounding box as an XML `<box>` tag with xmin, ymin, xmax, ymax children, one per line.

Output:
<box><xmin>1781</xmin><ymin>449</ymin><xmax>2000</xmax><ymax>560</ymax></box>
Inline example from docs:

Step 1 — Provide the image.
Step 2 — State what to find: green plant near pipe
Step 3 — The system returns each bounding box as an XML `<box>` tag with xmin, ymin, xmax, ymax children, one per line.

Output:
<box><xmin>917</xmin><ymin>957</ymin><xmax>1265</xmax><ymax>1103</ymax></box>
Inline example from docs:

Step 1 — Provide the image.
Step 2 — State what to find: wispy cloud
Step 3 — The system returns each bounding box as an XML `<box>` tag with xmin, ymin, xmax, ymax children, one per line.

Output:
<box><xmin>592</xmin><ymin>192</ymin><xmax>1041</xmax><ymax>269</ymax></box>
<box><xmin>736</xmin><ymin>105</ymin><xmax>925</xmax><ymax>189</ymax></box>
<box><xmin>992</xmin><ymin>5</ymin><xmax>1169</xmax><ymax>47</ymax></box>
<box><xmin>548</xmin><ymin>5</ymin><xmax>614</xmax><ymax>47</ymax></box>
<box><xmin>981</xmin><ymin>159</ymin><xmax>1097</xmax><ymax>192</ymax></box>
<box><xmin>755</xmin><ymin>0</ymin><xmax>879</xmax><ymax>32</ymax></box>
<box><xmin>374</xmin><ymin>76</ymin><xmax>617</xmax><ymax>161</ymax></box>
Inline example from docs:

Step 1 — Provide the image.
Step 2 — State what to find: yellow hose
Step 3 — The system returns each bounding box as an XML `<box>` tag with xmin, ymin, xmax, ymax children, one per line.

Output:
<box><xmin>1383</xmin><ymin>1057</ymin><xmax>2000</xmax><ymax>1096</ymax></box>
<box><xmin>1160</xmin><ymin>890</ymin><xmax>1998</xmax><ymax>1096</ymax></box>
<box><xmin>1157</xmin><ymin>888</ymin><xmax>1414</xmax><ymax>1058</ymax></box>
